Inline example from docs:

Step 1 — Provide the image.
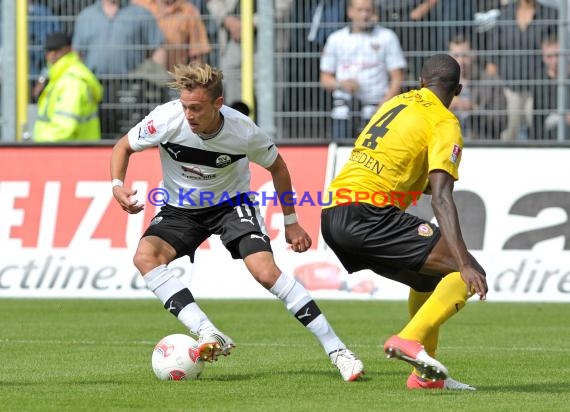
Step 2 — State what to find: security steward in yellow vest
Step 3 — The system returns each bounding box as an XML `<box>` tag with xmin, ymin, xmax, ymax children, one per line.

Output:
<box><xmin>34</xmin><ymin>32</ymin><xmax>103</xmax><ymax>142</ymax></box>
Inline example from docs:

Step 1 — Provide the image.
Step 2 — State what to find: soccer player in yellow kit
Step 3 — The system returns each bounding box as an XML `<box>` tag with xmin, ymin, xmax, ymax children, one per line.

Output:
<box><xmin>321</xmin><ymin>54</ymin><xmax>488</xmax><ymax>390</ymax></box>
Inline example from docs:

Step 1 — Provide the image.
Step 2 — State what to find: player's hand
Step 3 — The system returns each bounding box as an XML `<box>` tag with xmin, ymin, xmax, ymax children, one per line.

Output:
<box><xmin>112</xmin><ymin>186</ymin><xmax>144</xmax><ymax>214</ymax></box>
<box><xmin>460</xmin><ymin>265</ymin><xmax>488</xmax><ymax>301</ymax></box>
<box><xmin>284</xmin><ymin>223</ymin><xmax>312</xmax><ymax>253</ymax></box>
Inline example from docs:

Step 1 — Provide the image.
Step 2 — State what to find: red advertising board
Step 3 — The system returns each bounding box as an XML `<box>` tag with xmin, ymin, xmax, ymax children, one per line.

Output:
<box><xmin>0</xmin><ymin>145</ymin><xmax>328</xmax><ymax>251</ymax></box>
<box><xmin>250</xmin><ymin>146</ymin><xmax>329</xmax><ymax>248</ymax></box>
<box><xmin>1</xmin><ymin>146</ymin><xmax>162</xmax><ymax>249</ymax></box>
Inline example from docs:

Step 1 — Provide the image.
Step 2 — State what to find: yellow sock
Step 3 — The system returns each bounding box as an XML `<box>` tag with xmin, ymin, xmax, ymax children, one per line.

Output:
<box><xmin>407</xmin><ymin>289</ymin><xmax>439</xmax><ymax>358</ymax></box>
<box><xmin>399</xmin><ymin>272</ymin><xmax>468</xmax><ymax>344</ymax></box>
<box><xmin>408</xmin><ymin>289</ymin><xmax>439</xmax><ymax>376</ymax></box>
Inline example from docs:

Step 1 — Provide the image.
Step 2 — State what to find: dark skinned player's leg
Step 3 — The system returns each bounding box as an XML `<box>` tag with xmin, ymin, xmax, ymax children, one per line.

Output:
<box><xmin>385</xmin><ymin>237</ymin><xmax>485</xmax><ymax>380</ymax></box>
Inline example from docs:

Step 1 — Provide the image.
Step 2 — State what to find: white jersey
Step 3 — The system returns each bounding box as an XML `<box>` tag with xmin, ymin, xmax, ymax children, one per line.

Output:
<box><xmin>127</xmin><ymin>101</ymin><xmax>278</xmax><ymax>209</ymax></box>
<box><xmin>320</xmin><ymin>25</ymin><xmax>407</xmax><ymax>104</ymax></box>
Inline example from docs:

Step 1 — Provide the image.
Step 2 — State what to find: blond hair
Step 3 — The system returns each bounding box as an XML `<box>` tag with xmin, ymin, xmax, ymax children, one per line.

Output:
<box><xmin>167</xmin><ymin>63</ymin><xmax>224</xmax><ymax>100</ymax></box>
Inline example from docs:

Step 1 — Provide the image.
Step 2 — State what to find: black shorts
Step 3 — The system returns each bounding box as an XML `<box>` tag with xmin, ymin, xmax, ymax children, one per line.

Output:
<box><xmin>321</xmin><ymin>204</ymin><xmax>442</xmax><ymax>292</ymax></box>
<box><xmin>143</xmin><ymin>195</ymin><xmax>273</xmax><ymax>262</ymax></box>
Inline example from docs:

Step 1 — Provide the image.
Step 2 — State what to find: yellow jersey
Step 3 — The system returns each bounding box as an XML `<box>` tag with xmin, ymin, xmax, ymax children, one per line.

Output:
<box><xmin>326</xmin><ymin>88</ymin><xmax>463</xmax><ymax>210</ymax></box>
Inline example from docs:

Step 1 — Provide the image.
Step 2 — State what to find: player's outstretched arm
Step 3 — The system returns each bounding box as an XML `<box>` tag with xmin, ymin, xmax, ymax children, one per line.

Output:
<box><xmin>428</xmin><ymin>170</ymin><xmax>488</xmax><ymax>300</ymax></box>
<box><xmin>265</xmin><ymin>154</ymin><xmax>312</xmax><ymax>253</ymax></box>
<box><xmin>110</xmin><ymin>135</ymin><xmax>144</xmax><ymax>214</ymax></box>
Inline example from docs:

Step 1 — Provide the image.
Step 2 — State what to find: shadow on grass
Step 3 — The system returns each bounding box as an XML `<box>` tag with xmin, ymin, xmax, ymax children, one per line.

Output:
<box><xmin>198</xmin><ymin>368</ymin><xmax>400</xmax><ymax>383</ymax></box>
<box><xmin>0</xmin><ymin>369</ymin><xmax>429</xmax><ymax>386</ymax></box>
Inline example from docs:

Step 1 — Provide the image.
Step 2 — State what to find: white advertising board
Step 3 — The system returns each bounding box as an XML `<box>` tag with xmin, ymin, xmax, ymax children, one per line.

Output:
<box><xmin>1</xmin><ymin>146</ymin><xmax>568</xmax><ymax>301</ymax></box>
<box><xmin>333</xmin><ymin>147</ymin><xmax>570</xmax><ymax>302</ymax></box>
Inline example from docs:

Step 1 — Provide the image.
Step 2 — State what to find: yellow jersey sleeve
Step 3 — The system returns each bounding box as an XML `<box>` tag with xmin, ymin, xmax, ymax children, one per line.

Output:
<box><xmin>427</xmin><ymin>118</ymin><xmax>463</xmax><ymax>180</ymax></box>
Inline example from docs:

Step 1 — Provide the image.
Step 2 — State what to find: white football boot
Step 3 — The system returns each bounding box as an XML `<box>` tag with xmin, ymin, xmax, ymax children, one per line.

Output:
<box><xmin>329</xmin><ymin>348</ymin><xmax>365</xmax><ymax>381</ymax></box>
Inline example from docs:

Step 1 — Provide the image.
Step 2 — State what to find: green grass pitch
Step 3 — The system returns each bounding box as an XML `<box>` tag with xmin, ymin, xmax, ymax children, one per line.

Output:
<box><xmin>1</xmin><ymin>299</ymin><xmax>569</xmax><ymax>411</ymax></box>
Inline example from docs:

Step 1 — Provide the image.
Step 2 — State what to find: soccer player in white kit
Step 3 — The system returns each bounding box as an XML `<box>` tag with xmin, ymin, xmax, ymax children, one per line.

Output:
<box><xmin>110</xmin><ymin>62</ymin><xmax>364</xmax><ymax>381</ymax></box>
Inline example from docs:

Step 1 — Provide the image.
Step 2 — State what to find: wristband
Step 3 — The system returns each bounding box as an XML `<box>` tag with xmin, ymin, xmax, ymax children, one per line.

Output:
<box><xmin>283</xmin><ymin>213</ymin><xmax>298</xmax><ymax>225</ymax></box>
<box><xmin>112</xmin><ymin>179</ymin><xmax>124</xmax><ymax>188</ymax></box>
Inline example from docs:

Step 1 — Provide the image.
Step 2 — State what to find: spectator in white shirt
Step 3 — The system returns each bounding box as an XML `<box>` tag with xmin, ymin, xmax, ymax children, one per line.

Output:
<box><xmin>320</xmin><ymin>0</ymin><xmax>406</xmax><ymax>141</ymax></box>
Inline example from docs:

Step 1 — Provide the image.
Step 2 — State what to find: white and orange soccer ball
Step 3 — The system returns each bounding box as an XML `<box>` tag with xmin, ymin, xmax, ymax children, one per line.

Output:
<box><xmin>151</xmin><ymin>334</ymin><xmax>205</xmax><ymax>381</ymax></box>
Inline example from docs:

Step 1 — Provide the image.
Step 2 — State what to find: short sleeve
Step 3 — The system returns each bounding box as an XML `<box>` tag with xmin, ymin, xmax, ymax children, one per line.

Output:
<box><xmin>247</xmin><ymin>127</ymin><xmax>279</xmax><ymax>168</ymax></box>
<box><xmin>320</xmin><ymin>34</ymin><xmax>338</xmax><ymax>73</ymax></box>
<box><xmin>127</xmin><ymin>103</ymin><xmax>174</xmax><ymax>151</ymax></box>
<box><xmin>384</xmin><ymin>30</ymin><xmax>407</xmax><ymax>71</ymax></box>
<box><xmin>427</xmin><ymin>119</ymin><xmax>463</xmax><ymax>180</ymax></box>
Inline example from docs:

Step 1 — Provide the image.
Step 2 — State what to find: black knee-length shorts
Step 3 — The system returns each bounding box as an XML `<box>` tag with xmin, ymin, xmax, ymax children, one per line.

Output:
<box><xmin>321</xmin><ymin>203</ymin><xmax>443</xmax><ymax>292</ymax></box>
<box><xmin>143</xmin><ymin>196</ymin><xmax>273</xmax><ymax>262</ymax></box>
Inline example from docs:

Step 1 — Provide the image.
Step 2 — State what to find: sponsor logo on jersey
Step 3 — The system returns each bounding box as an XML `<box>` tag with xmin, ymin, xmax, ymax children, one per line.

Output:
<box><xmin>181</xmin><ymin>165</ymin><xmax>217</xmax><ymax>180</ymax></box>
<box><xmin>418</xmin><ymin>223</ymin><xmax>434</xmax><ymax>237</ymax></box>
<box><xmin>450</xmin><ymin>144</ymin><xmax>462</xmax><ymax>164</ymax></box>
<box><xmin>182</xmin><ymin>166</ymin><xmax>205</xmax><ymax>177</ymax></box>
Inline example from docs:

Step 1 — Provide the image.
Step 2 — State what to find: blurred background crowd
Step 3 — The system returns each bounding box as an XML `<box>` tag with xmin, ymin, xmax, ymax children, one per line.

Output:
<box><xmin>0</xmin><ymin>0</ymin><xmax>568</xmax><ymax>143</ymax></box>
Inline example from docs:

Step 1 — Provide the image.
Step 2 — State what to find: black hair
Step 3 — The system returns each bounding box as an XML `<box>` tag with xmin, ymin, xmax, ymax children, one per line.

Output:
<box><xmin>421</xmin><ymin>54</ymin><xmax>461</xmax><ymax>93</ymax></box>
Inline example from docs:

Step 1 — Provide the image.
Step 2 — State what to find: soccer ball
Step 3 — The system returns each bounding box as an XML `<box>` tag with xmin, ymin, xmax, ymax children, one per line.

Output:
<box><xmin>151</xmin><ymin>334</ymin><xmax>205</xmax><ymax>381</ymax></box>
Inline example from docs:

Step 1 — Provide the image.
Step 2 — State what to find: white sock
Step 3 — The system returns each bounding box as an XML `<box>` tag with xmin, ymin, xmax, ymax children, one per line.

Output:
<box><xmin>144</xmin><ymin>264</ymin><xmax>183</xmax><ymax>304</ymax></box>
<box><xmin>179</xmin><ymin>303</ymin><xmax>217</xmax><ymax>336</ymax></box>
<box><xmin>144</xmin><ymin>265</ymin><xmax>216</xmax><ymax>335</ymax></box>
<box><xmin>270</xmin><ymin>272</ymin><xmax>345</xmax><ymax>354</ymax></box>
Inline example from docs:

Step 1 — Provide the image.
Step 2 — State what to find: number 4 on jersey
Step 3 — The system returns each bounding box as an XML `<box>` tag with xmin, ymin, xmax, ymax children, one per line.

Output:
<box><xmin>361</xmin><ymin>104</ymin><xmax>407</xmax><ymax>149</ymax></box>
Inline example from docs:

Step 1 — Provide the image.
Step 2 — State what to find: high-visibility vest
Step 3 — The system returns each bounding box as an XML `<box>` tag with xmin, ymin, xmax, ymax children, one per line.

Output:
<box><xmin>34</xmin><ymin>51</ymin><xmax>103</xmax><ymax>142</ymax></box>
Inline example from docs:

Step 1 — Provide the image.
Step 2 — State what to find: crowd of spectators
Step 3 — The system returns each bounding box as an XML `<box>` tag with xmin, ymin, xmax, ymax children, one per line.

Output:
<box><xmin>7</xmin><ymin>0</ymin><xmax>569</xmax><ymax>142</ymax></box>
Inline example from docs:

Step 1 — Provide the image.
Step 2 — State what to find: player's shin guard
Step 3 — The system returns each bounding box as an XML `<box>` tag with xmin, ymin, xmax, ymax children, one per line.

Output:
<box><xmin>399</xmin><ymin>272</ymin><xmax>467</xmax><ymax>343</ymax></box>
<box><xmin>143</xmin><ymin>265</ymin><xmax>215</xmax><ymax>335</ymax></box>
<box><xmin>270</xmin><ymin>272</ymin><xmax>344</xmax><ymax>354</ymax></box>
